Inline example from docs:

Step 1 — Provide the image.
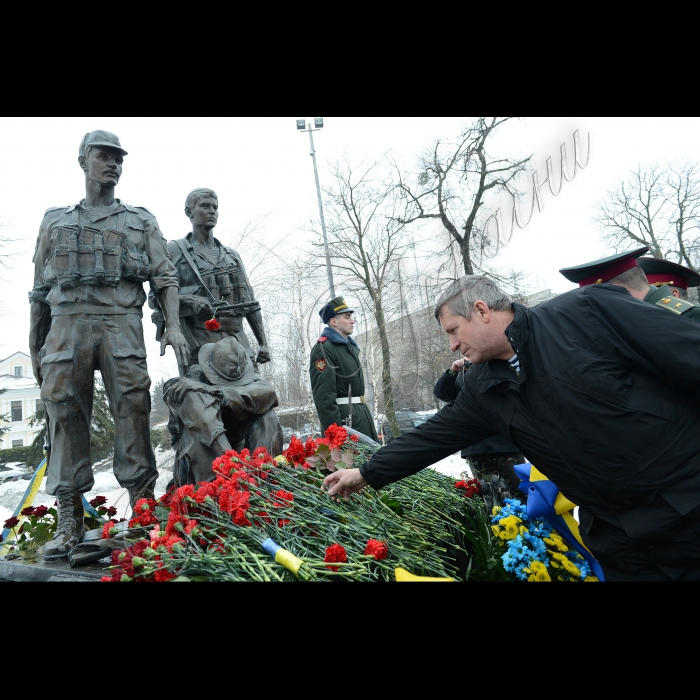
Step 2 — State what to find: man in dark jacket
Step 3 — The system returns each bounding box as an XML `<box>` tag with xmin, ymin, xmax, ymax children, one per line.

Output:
<box><xmin>638</xmin><ymin>257</ymin><xmax>700</xmax><ymax>303</ymax></box>
<box><xmin>434</xmin><ymin>359</ymin><xmax>525</xmax><ymax>495</ymax></box>
<box><xmin>310</xmin><ymin>297</ymin><xmax>378</xmax><ymax>441</ymax></box>
<box><xmin>324</xmin><ymin>276</ymin><xmax>700</xmax><ymax>582</ymax></box>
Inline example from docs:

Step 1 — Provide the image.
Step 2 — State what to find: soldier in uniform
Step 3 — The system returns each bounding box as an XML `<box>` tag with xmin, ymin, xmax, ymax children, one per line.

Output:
<box><xmin>29</xmin><ymin>131</ymin><xmax>190</xmax><ymax>561</ymax></box>
<box><xmin>560</xmin><ymin>247</ymin><xmax>700</xmax><ymax>322</ymax></box>
<box><xmin>310</xmin><ymin>298</ymin><xmax>379</xmax><ymax>441</ymax></box>
<box><xmin>151</xmin><ymin>188</ymin><xmax>271</xmax><ymax>370</ymax></box>
<box><xmin>638</xmin><ymin>257</ymin><xmax>700</xmax><ymax>303</ymax></box>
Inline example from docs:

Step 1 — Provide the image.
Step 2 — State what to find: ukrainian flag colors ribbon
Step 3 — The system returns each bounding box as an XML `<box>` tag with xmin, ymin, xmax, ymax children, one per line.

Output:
<box><xmin>262</xmin><ymin>539</ymin><xmax>304</xmax><ymax>576</ymax></box>
<box><xmin>395</xmin><ymin>568</ymin><xmax>455</xmax><ymax>583</ymax></box>
<box><xmin>0</xmin><ymin>459</ymin><xmax>101</xmax><ymax>556</ymax></box>
<box><xmin>515</xmin><ymin>463</ymin><xmax>606</xmax><ymax>582</ymax></box>
<box><xmin>0</xmin><ymin>459</ymin><xmax>48</xmax><ymax>556</ymax></box>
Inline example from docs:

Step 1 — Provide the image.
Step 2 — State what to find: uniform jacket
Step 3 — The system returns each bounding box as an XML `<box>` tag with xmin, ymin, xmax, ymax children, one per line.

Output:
<box><xmin>433</xmin><ymin>370</ymin><xmax>521</xmax><ymax>456</ymax></box>
<box><xmin>361</xmin><ymin>285</ymin><xmax>700</xmax><ymax>559</ymax></box>
<box><xmin>30</xmin><ymin>200</ymin><xmax>178</xmax><ymax>316</ymax></box>
<box><xmin>310</xmin><ymin>328</ymin><xmax>378</xmax><ymax>440</ymax></box>
<box><xmin>644</xmin><ymin>284</ymin><xmax>700</xmax><ymax>322</ymax></box>
<box><xmin>164</xmin><ymin>233</ymin><xmax>260</xmax><ymax>334</ymax></box>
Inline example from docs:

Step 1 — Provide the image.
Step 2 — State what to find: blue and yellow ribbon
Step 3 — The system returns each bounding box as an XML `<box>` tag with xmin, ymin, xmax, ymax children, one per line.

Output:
<box><xmin>1</xmin><ymin>459</ymin><xmax>101</xmax><ymax>556</ymax></box>
<box><xmin>515</xmin><ymin>463</ymin><xmax>606</xmax><ymax>582</ymax></box>
<box><xmin>395</xmin><ymin>568</ymin><xmax>455</xmax><ymax>583</ymax></box>
<box><xmin>262</xmin><ymin>539</ymin><xmax>304</xmax><ymax>576</ymax></box>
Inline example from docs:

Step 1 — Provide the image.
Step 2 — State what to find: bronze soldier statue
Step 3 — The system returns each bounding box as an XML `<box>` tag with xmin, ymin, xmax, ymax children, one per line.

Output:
<box><xmin>29</xmin><ymin>131</ymin><xmax>189</xmax><ymax>561</ymax></box>
<box><xmin>164</xmin><ymin>337</ymin><xmax>283</xmax><ymax>485</ymax></box>
<box><xmin>151</xmin><ymin>188</ymin><xmax>271</xmax><ymax>370</ymax></box>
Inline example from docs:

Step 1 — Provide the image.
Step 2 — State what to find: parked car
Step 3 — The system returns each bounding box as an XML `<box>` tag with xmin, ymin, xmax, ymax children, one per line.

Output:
<box><xmin>378</xmin><ymin>411</ymin><xmax>430</xmax><ymax>445</ymax></box>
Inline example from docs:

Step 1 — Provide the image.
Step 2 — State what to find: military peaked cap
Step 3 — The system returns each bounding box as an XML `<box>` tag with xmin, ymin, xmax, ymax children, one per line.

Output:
<box><xmin>559</xmin><ymin>247</ymin><xmax>649</xmax><ymax>287</ymax></box>
<box><xmin>319</xmin><ymin>297</ymin><xmax>355</xmax><ymax>325</ymax></box>
<box><xmin>637</xmin><ymin>258</ymin><xmax>700</xmax><ymax>290</ymax></box>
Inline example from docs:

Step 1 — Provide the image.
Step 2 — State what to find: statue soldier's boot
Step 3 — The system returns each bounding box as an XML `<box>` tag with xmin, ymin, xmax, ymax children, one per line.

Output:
<box><xmin>129</xmin><ymin>480</ymin><xmax>157</xmax><ymax>512</ymax></box>
<box><xmin>43</xmin><ymin>491</ymin><xmax>86</xmax><ymax>562</ymax></box>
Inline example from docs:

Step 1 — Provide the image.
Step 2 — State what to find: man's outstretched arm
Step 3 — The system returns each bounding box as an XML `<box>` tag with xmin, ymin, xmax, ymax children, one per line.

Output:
<box><xmin>324</xmin><ymin>388</ymin><xmax>498</xmax><ymax>497</ymax></box>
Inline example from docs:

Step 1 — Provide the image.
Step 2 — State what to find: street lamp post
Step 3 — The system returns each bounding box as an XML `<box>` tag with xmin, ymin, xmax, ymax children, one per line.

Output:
<box><xmin>297</xmin><ymin>118</ymin><xmax>335</xmax><ymax>298</ymax></box>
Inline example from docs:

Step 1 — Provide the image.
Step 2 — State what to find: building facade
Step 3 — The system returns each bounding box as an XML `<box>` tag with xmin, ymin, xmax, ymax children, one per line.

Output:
<box><xmin>0</xmin><ymin>352</ymin><xmax>42</xmax><ymax>451</ymax></box>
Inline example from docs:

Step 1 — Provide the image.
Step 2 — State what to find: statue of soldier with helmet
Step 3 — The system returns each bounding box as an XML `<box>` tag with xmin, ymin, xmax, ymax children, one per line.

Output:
<box><xmin>29</xmin><ymin>130</ymin><xmax>190</xmax><ymax>562</ymax></box>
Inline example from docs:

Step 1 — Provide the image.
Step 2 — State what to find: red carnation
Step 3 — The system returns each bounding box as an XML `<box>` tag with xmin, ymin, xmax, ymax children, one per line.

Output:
<box><xmin>456</xmin><ymin>478</ymin><xmax>482</xmax><ymax>498</ymax></box>
<box><xmin>155</xmin><ymin>569</ymin><xmax>178</xmax><ymax>583</ymax></box>
<box><xmin>205</xmin><ymin>319</ymin><xmax>222</xmax><ymax>331</ymax></box>
<box><xmin>284</xmin><ymin>436</ymin><xmax>306</xmax><ymax>466</ymax></box>
<box><xmin>90</xmin><ymin>496</ymin><xmax>108</xmax><ymax>508</ymax></box>
<box><xmin>33</xmin><ymin>506</ymin><xmax>50</xmax><ymax>519</ymax></box>
<box><xmin>21</xmin><ymin>507</ymin><xmax>36</xmax><ymax>517</ymax></box>
<box><xmin>3</xmin><ymin>517</ymin><xmax>20</xmax><ymax>530</ymax></box>
<box><xmin>364</xmin><ymin>539</ymin><xmax>389</xmax><ymax>561</ymax></box>
<box><xmin>106</xmin><ymin>507</ymin><xmax>118</xmax><ymax>518</ymax></box>
<box><xmin>102</xmin><ymin>521</ymin><xmax>119</xmax><ymax>539</ymax></box>
<box><xmin>324</xmin><ymin>544</ymin><xmax>348</xmax><ymax>572</ymax></box>
<box><xmin>350</xmin><ymin>435</ymin><xmax>360</xmax><ymax>443</ymax></box>
<box><xmin>325</xmin><ymin>425</ymin><xmax>348</xmax><ymax>450</ymax></box>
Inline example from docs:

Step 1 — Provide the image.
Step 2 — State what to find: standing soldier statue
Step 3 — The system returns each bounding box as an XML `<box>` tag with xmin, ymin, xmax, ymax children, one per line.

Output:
<box><xmin>29</xmin><ymin>131</ymin><xmax>189</xmax><ymax>561</ymax></box>
<box><xmin>151</xmin><ymin>188</ymin><xmax>271</xmax><ymax>371</ymax></box>
<box><xmin>310</xmin><ymin>297</ymin><xmax>379</xmax><ymax>441</ymax></box>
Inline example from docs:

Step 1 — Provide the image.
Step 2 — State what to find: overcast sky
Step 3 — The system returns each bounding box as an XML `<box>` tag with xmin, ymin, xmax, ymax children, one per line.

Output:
<box><xmin>2</xmin><ymin>117</ymin><xmax>699</xmax><ymax>383</ymax></box>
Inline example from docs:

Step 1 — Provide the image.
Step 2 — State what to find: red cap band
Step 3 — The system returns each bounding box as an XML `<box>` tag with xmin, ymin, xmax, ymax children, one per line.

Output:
<box><xmin>578</xmin><ymin>257</ymin><xmax>641</xmax><ymax>288</ymax></box>
<box><xmin>645</xmin><ymin>273</ymin><xmax>687</xmax><ymax>290</ymax></box>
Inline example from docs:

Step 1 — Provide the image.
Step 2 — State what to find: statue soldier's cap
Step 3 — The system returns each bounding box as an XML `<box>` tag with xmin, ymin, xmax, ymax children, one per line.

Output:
<box><xmin>199</xmin><ymin>337</ymin><xmax>256</xmax><ymax>387</ymax></box>
<box><xmin>319</xmin><ymin>297</ymin><xmax>355</xmax><ymax>325</ymax></box>
<box><xmin>80</xmin><ymin>130</ymin><xmax>128</xmax><ymax>156</ymax></box>
<box><xmin>637</xmin><ymin>257</ymin><xmax>700</xmax><ymax>290</ymax></box>
<box><xmin>559</xmin><ymin>247</ymin><xmax>650</xmax><ymax>287</ymax></box>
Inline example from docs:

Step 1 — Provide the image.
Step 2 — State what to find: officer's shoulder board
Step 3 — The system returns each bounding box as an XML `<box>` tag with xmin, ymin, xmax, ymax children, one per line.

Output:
<box><xmin>656</xmin><ymin>297</ymin><xmax>697</xmax><ymax>315</ymax></box>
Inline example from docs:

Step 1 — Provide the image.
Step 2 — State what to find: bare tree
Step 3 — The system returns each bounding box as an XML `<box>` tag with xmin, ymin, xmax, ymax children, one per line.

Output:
<box><xmin>321</xmin><ymin>157</ymin><xmax>414</xmax><ymax>439</ymax></box>
<box><xmin>594</xmin><ymin>162</ymin><xmax>700</xmax><ymax>271</ymax></box>
<box><xmin>394</xmin><ymin>117</ymin><xmax>531</xmax><ymax>284</ymax></box>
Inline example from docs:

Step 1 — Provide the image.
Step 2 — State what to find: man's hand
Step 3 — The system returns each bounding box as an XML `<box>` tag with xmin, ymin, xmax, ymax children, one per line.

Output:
<box><xmin>182</xmin><ymin>295</ymin><xmax>215</xmax><ymax>320</ymax></box>
<box><xmin>160</xmin><ymin>329</ymin><xmax>190</xmax><ymax>370</ymax></box>
<box><xmin>451</xmin><ymin>358</ymin><xmax>468</xmax><ymax>374</ymax></box>
<box><xmin>256</xmin><ymin>345</ymin><xmax>272</xmax><ymax>365</ymax></box>
<box><xmin>322</xmin><ymin>469</ymin><xmax>368</xmax><ymax>501</ymax></box>
<box><xmin>169</xmin><ymin>378</ymin><xmax>223</xmax><ymax>405</ymax></box>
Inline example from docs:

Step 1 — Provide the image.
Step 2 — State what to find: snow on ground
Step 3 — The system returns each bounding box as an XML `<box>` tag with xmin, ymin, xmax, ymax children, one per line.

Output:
<box><xmin>0</xmin><ymin>450</ymin><xmax>175</xmax><ymax>526</ymax></box>
<box><xmin>430</xmin><ymin>453</ymin><xmax>473</xmax><ymax>481</ymax></box>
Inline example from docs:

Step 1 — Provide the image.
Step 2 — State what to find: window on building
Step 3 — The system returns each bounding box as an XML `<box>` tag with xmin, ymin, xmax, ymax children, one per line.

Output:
<box><xmin>12</xmin><ymin>440</ymin><xmax>24</xmax><ymax>448</ymax></box>
<box><xmin>11</xmin><ymin>402</ymin><xmax>23</xmax><ymax>422</ymax></box>
<box><xmin>14</xmin><ymin>367</ymin><xmax>23</xmax><ymax>378</ymax></box>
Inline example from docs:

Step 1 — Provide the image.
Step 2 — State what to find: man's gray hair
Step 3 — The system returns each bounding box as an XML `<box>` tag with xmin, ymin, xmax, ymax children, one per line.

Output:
<box><xmin>434</xmin><ymin>276</ymin><xmax>513</xmax><ymax>322</ymax></box>
<box><xmin>186</xmin><ymin>188</ymin><xmax>218</xmax><ymax>214</ymax></box>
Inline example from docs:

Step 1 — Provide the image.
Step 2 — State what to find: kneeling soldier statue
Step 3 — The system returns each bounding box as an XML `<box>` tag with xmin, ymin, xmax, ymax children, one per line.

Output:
<box><xmin>29</xmin><ymin>131</ymin><xmax>189</xmax><ymax>561</ymax></box>
<box><xmin>310</xmin><ymin>297</ymin><xmax>378</xmax><ymax>442</ymax></box>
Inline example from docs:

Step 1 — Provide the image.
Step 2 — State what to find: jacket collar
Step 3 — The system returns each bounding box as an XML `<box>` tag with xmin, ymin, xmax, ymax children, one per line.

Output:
<box><xmin>322</xmin><ymin>327</ymin><xmax>358</xmax><ymax>347</ymax></box>
<box><xmin>185</xmin><ymin>231</ymin><xmax>225</xmax><ymax>250</ymax></box>
<box><xmin>476</xmin><ymin>303</ymin><xmax>528</xmax><ymax>394</ymax></box>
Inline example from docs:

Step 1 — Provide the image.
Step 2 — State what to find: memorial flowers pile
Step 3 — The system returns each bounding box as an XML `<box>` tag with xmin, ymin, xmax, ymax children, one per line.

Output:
<box><xmin>490</xmin><ymin>499</ymin><xmax>599</xmax><ymax>583</ymax></box>
<box><xmin>101</xmin><ymin>426</ymin><xmax>476</xmax><ymax>583</ymax></box>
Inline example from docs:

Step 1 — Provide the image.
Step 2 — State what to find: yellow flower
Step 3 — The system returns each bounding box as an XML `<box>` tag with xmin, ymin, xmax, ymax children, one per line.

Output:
<box><xmin>491</xmin><ymin>526</ymin><xmax>502</xmax><ymax>538</ymax></box>
<box><xmin>519</xmin><ymin>526</ymin><xmax>529</xmax><ymax>536</ymax></box>
<box><xmin>274</xmin><ymin>456</ymin><xmax>288</xmax><ymax>466</ymax></box>
<box><xmin>492</xmin><ymin>507</ymin><xmax>503</xmax><ymax>518</ymax></box>
<box><xmin>584</xmin><ymin>577</ymin><xmax>600</xmax><ymax>583</ymax></box>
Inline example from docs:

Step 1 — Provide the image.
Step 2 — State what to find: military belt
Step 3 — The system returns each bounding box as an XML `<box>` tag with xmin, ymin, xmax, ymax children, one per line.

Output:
<box><xmin>51</xmin><ymin>305</ymin><xmax>143</xmax><ymax>317</ymax></box>
<box><xmin>337</xmin><ymin>397</ymin><xmax>366</xmax><ymax>405</ymax></box>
